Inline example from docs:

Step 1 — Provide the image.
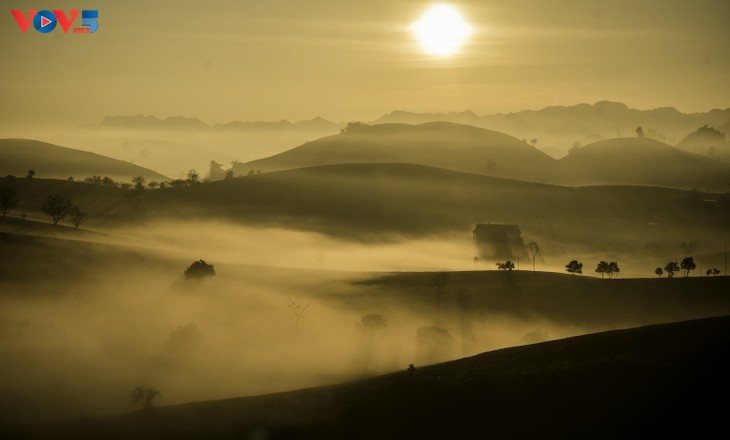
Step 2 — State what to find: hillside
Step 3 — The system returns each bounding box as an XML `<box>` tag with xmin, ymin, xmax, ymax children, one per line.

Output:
<box><xmin>676</xmin><ymin>125</ymin><xmax>730</xmax><ymax>161</ymax></box>
<box><xmin>8</xmin><ymin>315</ymin><xmax>729</xmax><ymax>439</ymax></box>
<box><xmin>231</xmin><ymin>122</ymin><xmax>558</xmax><ymax>183</ymax></box>
<box><xmin>558</xmin><ymin>137</ymin><xmax>730</xmax><ymax>190</ymax></box>
<box><xmin>7</xmin><ymin>163</ymin><xmax>729</xmax><ymax>249</ymax></box>
<box><xmin>0</xmin><ymin>139</ymin><xmax>168</xmax><ymax>182</ymax></box>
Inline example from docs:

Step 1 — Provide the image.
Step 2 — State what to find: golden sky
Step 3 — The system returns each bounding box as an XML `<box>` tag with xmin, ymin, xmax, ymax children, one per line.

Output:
<box><xmin>1</xmin><ymin>0</ymin><xmax>728</xmax><ymax>126</ymax></box>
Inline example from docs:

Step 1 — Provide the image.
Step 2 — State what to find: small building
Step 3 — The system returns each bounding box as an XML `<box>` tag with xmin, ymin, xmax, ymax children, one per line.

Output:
<box><xmin>473</xmin><ymin>223</ymin><xmax>524</xmax><ymax>262</ymax></box>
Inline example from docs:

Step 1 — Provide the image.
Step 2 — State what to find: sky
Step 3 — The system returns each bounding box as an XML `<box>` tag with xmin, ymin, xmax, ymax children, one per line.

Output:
<box><xmin>1</xmin><ymin>0</ymin><xmax>729</xmax><ymax>127</ymax></box>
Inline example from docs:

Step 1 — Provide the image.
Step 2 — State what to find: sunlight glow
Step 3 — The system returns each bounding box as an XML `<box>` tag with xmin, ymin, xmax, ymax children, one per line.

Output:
<box><xmin>411</xmin><ymin>4</ymin><xmax>472</xmax><ymax>56</ymax></box>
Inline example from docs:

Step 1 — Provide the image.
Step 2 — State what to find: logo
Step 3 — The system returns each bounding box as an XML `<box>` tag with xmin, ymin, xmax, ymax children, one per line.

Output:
<box><xmin>10</xmin><ymin>10</ymin><xmax>98</xmax><ymax>34</ymax></box>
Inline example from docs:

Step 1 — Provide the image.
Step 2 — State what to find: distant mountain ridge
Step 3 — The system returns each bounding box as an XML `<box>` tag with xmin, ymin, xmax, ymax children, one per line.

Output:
<box><xmin>95</xmin><ymin>115</ymin><xmax>345</xmax><ymax>132</ymax></box>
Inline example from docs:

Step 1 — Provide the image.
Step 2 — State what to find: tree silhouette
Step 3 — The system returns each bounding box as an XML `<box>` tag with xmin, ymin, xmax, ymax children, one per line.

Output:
<box><xmin>635</xmin><ymin>126</ymin><xmax>644</xmax><ymax>138</ymax></box>
<box><xmin>664</xmin><ymin>261</ymin><xmax>679</xmax><ymax>278</ymax></box>
<box><xmin>224</xmin><ymin>170</ymin><xmax>234</xmax><ymax>180</ymax></box>
<box><xmin>287</xmin><ymin>300</ymin><xmax>310</xmax><ymax>335</ymax></box>
<box><xmin>26</xmin><ymin>170</ymin><xmax>35</xmax><ymax>179</ymax></box>
<box><xmin>208</xmin><ymin>161</ymin><xmax>225</xmax><ymax>181</ymax></box>
<box><xmin>184</xmin><ymin>260</ymin><xmax>215</xmax><ymax>280</ymax></box>
<box><xmin>527</xmin><ymin>242</ymin><xmax>540</xmax><ymax>271</ymax></box>
<box><xmin>595</xmin><ymin>261</ymin><xmax>609</xmax><ymax>278</ymax></box>
<box><xmin>705</xmin><ymin>268</ymin><xmax>720</xmax><ymax>277</ymax></box>
<box><xmin>68</xmin><ymin>205</ymin><xmax>85</xmax><ymax>229</ymax></box>
<box><xmin>186</xmin><ymin>169</ymin><xmax>199</xmax><ymax>185</ymax></box>
<box><xmin>606</xmin><ymin>261</ymin><xmax>620</xmax><ymax>279</ymax></box>
<box><xmin>41</xmin><ymin>195</ymin><xmax>72</xmax><ymax>225</ymax></box>
<box><xmin>496</xmin><ymin>261</ymin><xmax>515</xmax><ymax>271</ymax></box>
<box><xmin>0</xmin><ymin>187</ymin><xmax>19</xmax><ymax>217</ymax></box>
<box><xmin>131</xmin><ymin>384</ymin><xmax>160</xmax><ymax>410</ymax></box>
<box><xmin>357</xmin><ymin>314</ymin><xmax>387</xmax><ymax>374</ymax></box>
<box><xmin>566</xmin><ymin>260</ymin><xmax>583</xmax><ymax>275</ymax></box>
<box><xmin>680</xmin><ymin>256</ymin><xmax>696</xmax><ymax>277</ymax></box>
<box><xmin>655</xmin><ymin>267</ymin><xmax>663</xmax><ymax>277</ymax></box>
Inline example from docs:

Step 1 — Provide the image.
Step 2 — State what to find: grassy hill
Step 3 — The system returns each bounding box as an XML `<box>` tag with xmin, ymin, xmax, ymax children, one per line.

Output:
<box><xmin>558</xmin><ymin>137</ymin><xmax>730</xmax><ymax>191</ymax></box>
<box><xmin>0</xmin><ymin>139</ymin><xmax>168</xmax><ymax>182</ymax></box>
<box><xmin>6</xmin><ymin>163</ymin><xmax>728</xmax><ymax>250</ymax></box>
<box><xmin>7</xmin><ymin>315</ymin><xmax>728</xmax><ymax>439</ymax></box>
<box><xmin>232</xmin><ymin>122</ymin><xmax>559</xmax><ymax>183</ymax></box>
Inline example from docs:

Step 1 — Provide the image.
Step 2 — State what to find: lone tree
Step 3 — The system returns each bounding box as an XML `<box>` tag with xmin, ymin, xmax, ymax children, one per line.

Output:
<box><xmin>595</xmin><ymin>261</ymin><xmax>609</xmax><ymax>278</ymax></box>
<box><xmin>0</xmin><ymin>187</ymin><xmax>20</xmax><ymax>217</ymax></box>
<box><xmin>566</xmin><ymin>260</ymin><xmax>583</xmax><ymax>275</ymax></box>
<box><xmin>655</xmin><ymin>267</ymin><xmax>664</xmax><ymax>277</ymax></box>
<box><xmin>287</xmin><ymin>300</ymin><xmax>310</xmax><ymax>335</ymax></box>
<box><xmin>26</xmin><ymin>170</ymin><xmax>35</xmax><ymax>179</ymax></box>
<box><xmin>706</xmin><ymin>268</ymin><xmax>721</xmax><ymax>277</ymax></box>
<box><xmin>636</xmin><ymin>126</ymin><xmax>644</xmax><ymax>138</ymax></box>
<box><xmin>664</xmin><ymin>261</ymin><xmax>679</xmax><ymax>278</ymax></box>
<box><xmin>496</xmin><ymin>261</ymin><xmax>515</xmax><ymax>271</ymax></box>
<box><xmin>186</xmin><ymin>169</ymin><xmax>200</xmax><ymax>185</ymax></box>
<box><xmin>184</xmin><ymin>259</ymin><xmax>215</xmax><ymax>280</ymax></box>
<box><xmin>680</xmin><ymin>256</ymin><xmax>696</xmax><ymax>277</ymax></box>
<box><xmin>357</xmin><ymin>314</ymin><xmax>388</xmax><ymax>373</ymax></box>
<box><xmin>41</xmin><ymin>195</ymin><xmax>72</xmax><ymax>225</ymax></box>
<box><xmin>527</xmin><ymin>242</ymin><xmax>540</xmax><ymax>271</ymax></box>
<box><xmin>131</xmin><ymin>384</ymin><xmax>160</xmax><ymax>410</ymax></box>
<box><xmin>67</xmin><ymin>205</ymin><xmax>85</xmax><ymax>229</ymax></box>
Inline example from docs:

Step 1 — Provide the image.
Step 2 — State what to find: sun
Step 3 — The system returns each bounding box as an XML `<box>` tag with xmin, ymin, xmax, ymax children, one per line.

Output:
<box><xmin>411</xmin><ymin>4</ymin><xmax>472</xmax><ymax>56</ymax></box>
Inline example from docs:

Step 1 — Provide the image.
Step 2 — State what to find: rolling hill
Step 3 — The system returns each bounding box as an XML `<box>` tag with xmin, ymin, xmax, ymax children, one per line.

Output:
<box><xmin>558</xmin><ymin>137</ymin><xmax>730</xmax><ymax>190</ymax></box>
<box><xmin>0</xmin><ymin>139</ymin><xmax>168</xmax><ymax>182</ymax></box>
<box><xmin>231</xmin><ymin>122</ymin><xmax>559</xmax><ymax>183</ymax></box>
<box><xmin>7</xmin><ymin>315</ymin><xmax>728</xmax><ymax>439</ymax></box>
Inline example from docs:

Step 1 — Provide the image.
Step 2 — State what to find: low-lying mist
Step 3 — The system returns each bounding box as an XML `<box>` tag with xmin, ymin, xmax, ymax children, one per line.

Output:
<box><xmin>1</xmin><ymin>219</ymin><xmax>725</xmax><ymax>425</ymax></box>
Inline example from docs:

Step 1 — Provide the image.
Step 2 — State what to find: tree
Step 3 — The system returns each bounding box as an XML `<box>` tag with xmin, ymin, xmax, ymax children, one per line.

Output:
<box><xmin>184</xmin><ymin>259</ymin><xmax>215</xmax><ymax>280</ymax></box>
<box><xmin>636</xmin><ymin>126</ymin><xmax>644</xmax><ymax>137</ymax></box>
<box><xmin>706</xmin><ymin>268</ymin><xmax>720</xmax><ymax>277</ymax></box>
<box><xmin>287</xmin><ymin>300</ymin><xmax>310</xmax><ymax>335</ymax></box>
<box><xmin>496</xmin><ymin>261</ymin><xmax>515</xmax><ymax>271</ymax></box>
<box><xmin>224</xmin><ymin>170</ymin><xmax>234</xmax><ymax>180</ymax></box>
<box><xmin>208</xmin><ymin>161</ymin><xmax>225</xmax><ymax>181</ymax></box>
<box><xmin>132</xmin><ymin>176</ymin><xmax>146</xmax><ymax>190</ymax></box>
<box><xmin>186</xmin><ymin>169</ymin><xmax>199</xmax><ymax>185</ymax></box>
<box><xmin>664</xmin><ymin>261</ymin><xmax>679</xmax><ymax>278</ymax></box>
<box><xmin>566</xmin><ymin>260</ymin><xmax>583</xmax><ymax>275</ymax></box>
<box><xmin>67</xmin><ymin>176</ymin><xmax>74</xmax><ymax>182</ymax></box>
<box><xmin>148</xmin><ymin>181</ymin><xmax>159</xmax><ymax>189</ymax></box>
<box><xmin>357</xmin><ymin>314</ymin><xmax>387</xmax><ymax>374</ymax></box>
<box><xmin>67</xmin><ymin>205</ymin><xmax>85</xmax><ymax>229</ymax></box>
<box><xmin>655</xmin><ymin>267</ymin><xmax>663</xmax><ymax>277</ymax></box>
<box><xmin>26</xmin><ymin>170</ymin><xmax>35</xmax><ymax>179</ymax></box>
<box><xmin>527</xmin><ymin>242</ymin><xmax>540</xmax><ymax>271</ymax></box>
<box><xmin>607</xmin><ymin>261</ymin><xmax>620</xmax><ymax>279</ymax></box>
<box><xmin>0</xmin><ymin>187</ymin><xmax>19</xmax><ymax>217</ymax></box>
<box><xmin>595</xmin><ymin>261</ymin><xmax>609</xmax><ymax>278</ymax></box>
<box><xmin>247</xmin><ymin>169</ymin><xmax>256</xmax><ymax>176</ymax></box>
<box><xmin>41</xmin><ymin>195</ymin><xmax>72</xmax><ymax>225</ymax></box>
<box><xmin>131</xmin><ymin>384</ymin><xmax>160</xmax><ymax>410</ymax></box>
<box><xmin>680</xmin><ymin>256</ymin><xmax>696</xmax><ymax>277</ymax></box>
<box><xmin>101</xmin><ymin>176</ymin><xmax>117</xmax><ymax>187</ymax></box>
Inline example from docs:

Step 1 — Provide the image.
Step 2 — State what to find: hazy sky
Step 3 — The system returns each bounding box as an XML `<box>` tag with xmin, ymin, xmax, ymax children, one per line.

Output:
<box><xmin>1</xmin><ymin>0</ymin><xmax>728</xmax><ymax>126</ymax></box>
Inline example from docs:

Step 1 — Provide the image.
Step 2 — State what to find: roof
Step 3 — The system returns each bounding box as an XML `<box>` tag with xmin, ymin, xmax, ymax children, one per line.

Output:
<box><xmin>473</xmin><ymin>223</ymin><xmax>521</xmax><ymax>234</ymax></box>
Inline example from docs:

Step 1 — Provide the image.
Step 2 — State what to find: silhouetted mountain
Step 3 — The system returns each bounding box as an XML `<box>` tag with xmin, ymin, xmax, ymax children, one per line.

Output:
<box><xmin>677</xmin><ymin>125</ymin><xmax>730</xmax><ymax>159</ymax></box>
<box><xmin>232</xmin><ymin>122</ymin><xmax>558</xmax><ymax>183</ymax></box>
<box><xmin>11</xmin><ymin>315</ymin><xmax>729</xmax><ymax>439</ymax></box>
<box><xmin>558</xmin><ymin>137</ymin><xmax>730</xmax><ymax>191</ymax></box>
<box><xmin>0</xmin><ymin>139</ymin><xmax>168</xmax><ymax>181</ymax></box>
<box><xmin>98</xmin><ymin>115</ymin><xmax>210</xmax><ymax>130</ymax></box>
<box><xmin>373</xmin><ymin>102</ymin><xmax>730</xmax><ymax>152</ymax></box>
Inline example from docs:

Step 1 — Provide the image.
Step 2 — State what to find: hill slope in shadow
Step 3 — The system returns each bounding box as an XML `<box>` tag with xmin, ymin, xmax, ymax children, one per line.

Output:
<box><xmin>9</xmin><ymin>315</ymin><xmax>728</xmax><ymax>439</ymax></box>
<box><xmin>0</xmin><ymin>139</ymin><xmax>168</xmax><ymax>182</ymax></box>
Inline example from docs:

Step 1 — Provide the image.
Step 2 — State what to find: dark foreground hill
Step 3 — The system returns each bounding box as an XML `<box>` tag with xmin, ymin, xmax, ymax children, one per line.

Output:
<box><xmin>0</xmin><ymin>139</ymin><xmax>168</xmax><ymax>182</ymax></box>
<box><xmin>7</xmin><ymin>315</ymin><xmax>729</xmax><ymax>439</ymax></box>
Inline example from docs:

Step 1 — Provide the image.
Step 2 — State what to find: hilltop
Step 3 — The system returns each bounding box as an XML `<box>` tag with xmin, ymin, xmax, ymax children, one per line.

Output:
<box><xmin>0</xmin><ymin>139</ymin><xmax>168</xmax><ymax>182</ymax></box>
<box><xmin>7</xmin><ymin>315</ymin><xmax>728</xmax><ymax>439</ymax></box>
<box><xmin>558</xmin><ymin>137</ymin><xmax>730</xmax><ymax>190</ymax></box>
<box><xmin>232</xmin><ymin>122</ymin><xmax>558</xmax><ymax>183</ymax></box>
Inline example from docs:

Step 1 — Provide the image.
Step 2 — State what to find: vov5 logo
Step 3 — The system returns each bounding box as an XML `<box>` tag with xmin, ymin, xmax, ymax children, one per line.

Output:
<box><xmin>11</xmin><ymin>10</ymin><xmax>99</xmax><ymax>34</ymax></box>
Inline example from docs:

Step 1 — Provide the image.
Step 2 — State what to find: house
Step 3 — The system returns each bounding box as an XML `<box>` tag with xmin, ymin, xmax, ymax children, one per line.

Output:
<box><xmin>473</xmin><ymin>223</ymin><xmax>524</xmax><ymax>262</ymax></box>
